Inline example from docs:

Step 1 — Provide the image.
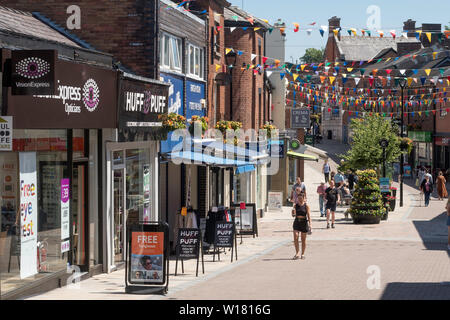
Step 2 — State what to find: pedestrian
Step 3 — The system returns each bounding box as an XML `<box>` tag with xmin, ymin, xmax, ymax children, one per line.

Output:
<box><xmin>290</xmin><ymin>177</ymin><xmax>306</xmax><ymax>203</ymax></box>
<box><xmin>322</xmin><ymin>159</ymin><xmax>331</xmax><ymax>183</ymax></box>
<box><xmin>291</xmin><ymin>192</ymin><xmax>311</xmax><ymax>260</ymax></box>
<box><xmin>446</xmin><ymin>197</ymin><xmax>450</xmax><ymax>251</ymax></box>
<box><xmin>330</xmin><ymin>171</ymin><xmax>336</xmax><ymax>183</ymax></box>
<box><xmin>325</xmin><ymin>180</ymin><xmax>340</xmax><ymax>229</ymax></box>
<box><xmin>317</xmin><ymin>182</ymin><xmax>327</xmax><ymax>217</ymax></box>
<box><xmin>417</xmin><ymin>166</ymin><xmax>425</xmax><ymax>187</ymax></box>
<box><xmin>347</xmin><ymin>170</ymin><xmax>356</xmax><ymax>191</ymax></box>
<box><xmin>334</xmin><ymin>170</ymin><xmax>345</xmax><ymax>186</ymax></box>
<box><xmin>424</xmin><ymin>169</ymin><xmax>433</xmax><ymax>185</ymax></box>
<box><xmin>420</xmin><ymin>175</ymin><xmax>433</xmax><ymax>207</ymax></box>
<box><xmin>437</xmin><ymin>171</ymin><xmax>448</xmax><ymax>201</ymax></box>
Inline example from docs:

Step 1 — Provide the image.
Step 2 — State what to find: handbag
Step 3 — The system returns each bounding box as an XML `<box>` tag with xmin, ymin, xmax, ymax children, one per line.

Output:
<box><xmin>415</xmin><ymin>178</ymin><xmax>419</xmax><ymax>187</ymax></box>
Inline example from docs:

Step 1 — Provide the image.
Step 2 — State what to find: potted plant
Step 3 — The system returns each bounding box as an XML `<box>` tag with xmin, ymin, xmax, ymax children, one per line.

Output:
<box><xmin>399</xmin><ymin>137</ymin><xmax>413</xmax><ymax>154</ymax></box>
<box><xmin>261</xmin><ymin>122</ymin><xmax>277</xmax><ymax>139</ymax></box>
<box><xmin>189</xmin><ymin>116</ymin><xmax>209</xmax><ymax>136</ymax></box>
<box><xmin>215</xmin><ymin>120</ymin><xmax>242</xmax><ymax>142</ymax></box>
<box><xmin>387</xmin><ymin>194</ymin><xmax>396</xmax><ymax>212</ymax></box>
<box><xmin>390</xmin><ymin>186</ymin><xmax>397</xmax><ymax>198</ymax></box>
<box><xmin>349</xmin><ymin>169</ymin><xmax>384</xmax><ymax>224</ymax></box>
<box><xmin>158</xmin><ymin>113</ymin><xmax>186</xmax><ymax>132</ymax></box>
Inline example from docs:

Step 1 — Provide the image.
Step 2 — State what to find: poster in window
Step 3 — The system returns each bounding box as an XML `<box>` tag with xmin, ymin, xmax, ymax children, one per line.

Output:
<box><xmin>130</xmin><ymin>232</ymin><xmax>164</xmax><ymax>284</ymax></box>
<box><xmin>19</xmin><ymin>152</ymin><xmax>38</xmax><ymax>279</ymax></box>
<box><xmin>142</xmin><ymin>165</ymin><xmax>151</xmax><ymax>222</ymax></box>
<box><xmin>60</xmin><ymin>178</ymin><xmax>70</xmax><ymax>240</ymax></box>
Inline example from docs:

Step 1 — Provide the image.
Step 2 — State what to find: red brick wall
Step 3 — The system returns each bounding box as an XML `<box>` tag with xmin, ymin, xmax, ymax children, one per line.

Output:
<box><xmin>224</xmin><ymin>28</ymin><xmax>266</xmax><ymax>131</ymax></box>
<box><xmin>1</xmin><ymin>0</ymin><xmax>158</xmax><ymax>78</ymax></box>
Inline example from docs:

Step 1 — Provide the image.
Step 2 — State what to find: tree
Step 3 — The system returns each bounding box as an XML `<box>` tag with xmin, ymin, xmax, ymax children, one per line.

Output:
<box><xmin>300</xmin><ymin>48</ymin><xmax>325</xmax><ymax>64</ymax></box>
<box><xmin>339</xmin><ymin>114</ymin><xmax>402</xmax><ymax>175</ymax></box>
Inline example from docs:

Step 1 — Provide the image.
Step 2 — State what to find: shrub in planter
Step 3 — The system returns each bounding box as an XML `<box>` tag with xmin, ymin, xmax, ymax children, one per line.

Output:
<box><xmin>159</xmin><ymin>113</ymin><xmax>186</xmax><ymax>132</ymax></box>
<box><xmin>189</xmin><ymin>116</ymin><xmax>209</xmax><ymax>136</ymax></box>
<box><xmin>349</xmin><ymin>169</ymin><xmax>384</xmax><ymax>224</ymax></box>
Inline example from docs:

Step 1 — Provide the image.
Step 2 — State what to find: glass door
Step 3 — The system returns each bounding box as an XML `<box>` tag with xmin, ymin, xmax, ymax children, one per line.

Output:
<box><xmin>72</xmin><ymin>164</ymin><xmax>87</xmax><ymax>268</ymax></box>
<box><xmin>113</xmin><ymin>168</ymin><xmax>125</xmax><ymax>265</ymax></box>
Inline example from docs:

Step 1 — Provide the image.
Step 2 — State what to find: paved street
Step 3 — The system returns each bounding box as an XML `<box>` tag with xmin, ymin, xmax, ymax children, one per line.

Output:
<box><xmin>24</xmin><ymin>140</ymin><xmax>450</xmax><ymax>300</ymax></box>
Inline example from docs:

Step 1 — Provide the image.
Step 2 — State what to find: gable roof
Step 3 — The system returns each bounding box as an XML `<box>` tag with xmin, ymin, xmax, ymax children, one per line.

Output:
<box><xmin>224</xmin><ymin>6</ymin><xmax>271</xmax><ymax>29</ymax></box>
<box><xmin>0</xmin><ymin>6</ymin><xmax>80</xmax><ymax>48</ymax></box>
<box><xmin>335</xmin><ymin>35</ymin><xmax>421</xmax><ymax>61</ymax></box>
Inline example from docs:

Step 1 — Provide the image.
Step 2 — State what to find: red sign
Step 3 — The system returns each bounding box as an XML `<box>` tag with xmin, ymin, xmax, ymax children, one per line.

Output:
<box><xmin>435</xmin><ymin>137</ymin><xmax>450</xmax><ymax>146</ymax></box>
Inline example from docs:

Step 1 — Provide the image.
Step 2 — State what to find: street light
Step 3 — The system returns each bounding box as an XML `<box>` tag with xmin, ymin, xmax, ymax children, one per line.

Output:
<box><xmin>379</xmin><ymin>138</ymin><xmax>389</xmax><ymax>178</ymax></box>
<box><xmin>398</xmin><ymin>77</ymin><xmax>407</xmax><ymax>207</ymax></box>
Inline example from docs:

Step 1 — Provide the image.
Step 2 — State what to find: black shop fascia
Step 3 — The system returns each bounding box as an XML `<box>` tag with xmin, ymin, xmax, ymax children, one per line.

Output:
<box><xmin>118</xmin><ymin>73</ymin><xmax>170</xmax><ymax>142</ymax></box>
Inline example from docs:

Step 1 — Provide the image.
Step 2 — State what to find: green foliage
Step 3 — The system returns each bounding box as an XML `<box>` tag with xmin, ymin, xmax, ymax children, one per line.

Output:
<box><xmin>349</xmin><ymin>169</ymin><xmax>385</xmax><ymax>217</ymax></box>
<box><xmin>339</xmin><ymin>114</ymin><xmax>401</xmax><ymax>173</ymax></box>
<box><xmin>300</xmin><ymin>48</ymin><xmax>325</xmax><ymax>64</ymax></box>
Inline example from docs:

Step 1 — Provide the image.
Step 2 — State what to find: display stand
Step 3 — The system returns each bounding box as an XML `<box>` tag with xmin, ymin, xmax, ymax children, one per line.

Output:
<box><xmin>175</xmin><ymin>228</ymin><xmax>204</xmax><ymax>277</ymax></box>
<box><xmin>125</xmin><ymin>221</ymin><xmax>169</xmax><ymax>295</ymax></box>
<box><xmin>212</xmin><ymin>221</ymin><xmax>237</xmax><ymax>263</ymax></box>
<box><xmin>231</xmin><ymin>203</ymin><xmax>258</xmax><ymax>239</ymax></box>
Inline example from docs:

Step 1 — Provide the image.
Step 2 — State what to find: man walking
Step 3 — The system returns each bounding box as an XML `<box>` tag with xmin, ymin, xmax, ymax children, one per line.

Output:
<box><xmin>322</xmin><ymin>159</ymin><xmax>331</xmax><ymax>183</ymax></box>
<box><xmin>291</xmin><ymin>177</ymin><xmax>306</xmax><ymax>203</ymax></box>
<box><xmin>325</xmin><ymin>180</ymin><xmax>340</xmax><ymax>229</ymax></box>
<box><xmin>317</xmin><ymin>182</ymin><xmax>327</xmax><ymax>217</ymax></box>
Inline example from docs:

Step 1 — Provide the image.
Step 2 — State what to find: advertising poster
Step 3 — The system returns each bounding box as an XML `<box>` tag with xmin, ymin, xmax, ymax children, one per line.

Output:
<box><xmin>214</xmin><ymin>222</ymin><xmax>234</xmax><ymax>248</ymax></box>
<box><xmin>235</xmin><ymin>208</ymin><xmax>253</xmax><ymax>232</ymax></box>
<box><xmin>142</xmin><ymin>165</ymin><xmax>151</xmax><ymax>222</ymax></box>
<box><xmin>268</xmin><ymin>191</ymin><xmax>283</xmax><ymax>211</ymax></box>
<box><xmin>404</xmin><ymin>165</ymin><xmax>412</xmax><ymax>178</ymax></box>
<box><xmin>61</xmin><ymin>178</ymin><xmax>70</xmax><ymax>240</ymax></box>
<box><xmin>160</xmin><ymin>73</ymin><xmax>183</xmax><ymax>115</ymax></box>
<box><xmin>379</xmin><ymin>178</ymin><xmax>390</xmax><ymax>193</ymax></box>
<box><xmin>186</xmin><ymin>80</ymin><xmax>205</xmax><ymax>120</ymax></box>
<box><xmin>177</xmin><ymin>228</ymin><xmax>200</xmax><ymax>259</ymax></box>
<box><xmin>19</xmin><ymin>152</ymin><xmax>38</xmax><ymax>279</ymax></box>
<box><xmin>0</xmin><ymin>116</ymin><xmax>13</xmax><ymax>151</ymax></box>
<box><xmin>130</xmin><ymin>232</ymin><xmax>164</xmax><ymax>284</ymax></box>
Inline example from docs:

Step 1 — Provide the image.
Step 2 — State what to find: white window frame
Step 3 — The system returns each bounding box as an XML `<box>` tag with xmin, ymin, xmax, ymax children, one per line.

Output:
<box><xmin>187</xmin><ymin>43</ymin><xmax>204</xmax><ymax>80</ymax></box>
<box><xmin>160</xmin><ymin>33</ymin><xmax>182</xmax><ymax>72</ymax></box>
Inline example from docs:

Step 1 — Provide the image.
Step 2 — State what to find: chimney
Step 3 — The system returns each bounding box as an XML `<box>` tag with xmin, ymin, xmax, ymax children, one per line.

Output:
<box><xmin>328</xmin><ymin>16</ymin><xmax>341</xmax><ymax>39</ymax></box>
<box><xmin>421</xmin><ymin>23</ymin><xmax>442</xmax><ymax>47</ymax></box>
<box><xmin>403</xmin><ymin>19</ymin><xmax>416</xmax><ymax>38</ymax></box>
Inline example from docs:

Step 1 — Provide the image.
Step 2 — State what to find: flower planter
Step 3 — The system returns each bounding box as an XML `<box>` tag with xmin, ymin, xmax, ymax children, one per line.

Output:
<box><xmin>351</xmin><ymin>213</ymin><xmax>381</xmax><ymax>224</ymax></box>
<box><xmin>381</xmin><ymin>207</ymin><xmax>389</xmax><ymax>221</ymax></box>
<box><xmin>389</xmin><ymin>198</ymin><xmax>396</xmax><ymax>211</ymax></box>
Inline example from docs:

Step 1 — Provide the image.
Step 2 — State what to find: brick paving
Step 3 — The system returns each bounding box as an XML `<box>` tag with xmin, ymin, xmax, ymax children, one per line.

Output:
<box><xmin>23</xmin><ymin>139</ymin><xmax>450</xmax><ymax>300</ymax></box>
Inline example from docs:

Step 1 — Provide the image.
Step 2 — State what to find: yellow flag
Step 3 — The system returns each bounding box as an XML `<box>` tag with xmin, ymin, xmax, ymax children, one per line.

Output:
<box><xmin>347</xmin><ymin>68</ymin><xmax>353</xmax><ymax>72</ymax></box>
<box><xmin>426</xmin><ymin>33</ymin><xmax>432</xmax><ymax>43</ymax></box>
<box><xmin>407</xmin><ymin>77</ymin><xmax>413</xmax><ymax>87</ymax></box>
<box><xmin>301</xmin><ymin>64</ymin><xmax>307</xmax><ymax>71</ymax></box>
<box><xmin>293</xmin><ymin>74</ymin><xmax>299</xmax><ymax>81</ymax></box>
<box><xmin>226</xmin><ymin>48</ymin><xmax>233</xmax><ymax>55</ymax></box>
<box><xmin>425</xmin><ymin>69</ymin><xmax>431</xmax><ymax>76</ymax></box>
<box><xmin>254</xmin><ymin>27</ymin><xmax>261</xmax><ymax>31</ymax></box>
<box><xmin>333</xmin><ymin>29</ymin><xmax>339</xmax><ymax>36</ymax></box>
<box><xmin>433</xmin><ymin>52</ymin><xmax>437</xmax><ymax>60</ymax></box>
<box><xmin>329</xmin><ymin>76</ymin><xmax>336</xmax><ymax>84</ymax></box>
<box><xmin>216</xmin><ymin>64</ymin><xmax>222</xmax><ymax>72</ymax></box>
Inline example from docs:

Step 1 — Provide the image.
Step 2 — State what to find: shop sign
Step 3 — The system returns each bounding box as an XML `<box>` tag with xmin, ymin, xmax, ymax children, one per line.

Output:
<box><xmin>61</xmin><ymin>179</ymin><xmax>70</xmax><ymax>240</ymax></box>
<box><xmin>19</xmin><ymin>152</ymin><xmax>38</xmax><ymax>279</ymax></box>
<box><xmin>61</xmin><ymin>240</ymin><xmax>70</xmax><ymax>253</ymax></box>
<box><xmin>160</xmin><ymin>73</ymin><xmax>183</xmax><ymax>115</ymax></box>
<box><xmin>408</xmin><ymin>131</ymin><xmax>432</xmax><ymax>143</ymax></box>
<box><xmin>176</xmin><ymin>228</ymin><xmax>201</xmax><ymax>259</ymax></box>
<box><xmin>380</xmin><ymin>178</ymin><xmax>390</xmax><ymax>193</ymax></box>
<box><xmin>305</xmin><ymin>134</ymin><xmax>314</xmax><ymax>145</ymax></box>
<box><xmin>11</xmin><ymin>50</ymin><xmax>56</xmax><ymax>95</ymax></box>
<box><xmin>214</xmin><ymin>222</ymin><xmax>235</xmax><ymax>248</ymax></box>
<box><xmin>8</xmin><ymin>60</ymin><xmax>117</xmax><ymax>129</ymax></box>
<box><xmin>186</xmin><ymin>80</ymin><xmax>206</xmax><ymax>120</ymax></box>
<box><xmin>119</xmin><ymin>78</ymin><xmax>168</xmax><ymax>130</ymax></box>
<box><xmin>0</xmin><ymin>116</ymin><xmax>13</xmax><ymax>151</ymax></box>
<box><xmin>291</xmin><ymin>108</ymin><xmax>310</xmax><ymax>129</ymax></box>
<box><xmin>435</xmin><ymin>137</ymin><xmax>450</xmax><ymax>146</ymax></box>
<box><xmin>129</xmin><ymin>232</ymin><xmax>164</xmax><ymax>284</ymax></box>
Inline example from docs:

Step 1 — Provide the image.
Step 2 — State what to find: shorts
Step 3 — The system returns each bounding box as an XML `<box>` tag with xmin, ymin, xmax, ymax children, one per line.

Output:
<box><xmin>326</xmin><ymin>203</ymin><xmax>337</xmax><ymax>212</ymax></box>
<box><xmin>447</xmin><ymin>216</ymin><xmax>450</xmax><ymax>227</ymax></box>
<box><xmin>293</xmin><ymin>218</ymin><xmax>308</xmax><ymax>233</ymax></box>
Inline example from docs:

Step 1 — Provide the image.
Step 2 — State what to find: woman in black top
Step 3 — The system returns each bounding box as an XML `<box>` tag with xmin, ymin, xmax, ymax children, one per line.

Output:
<box><xmin>292</xmin><ymin>193</ymin><xmax>311</xmax><ymax>260</ymax></box>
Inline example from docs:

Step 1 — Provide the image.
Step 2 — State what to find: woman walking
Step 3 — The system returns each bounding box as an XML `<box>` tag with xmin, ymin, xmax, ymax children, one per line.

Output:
<box><xmin>420</xmin><ymin>175</ymin><xmax>433</xmax><ymax>207</ymax></box>
<box><xmin>446</xmin><ymin>197</ymin><xmax>450</xmax><ymax>251</ymax></box>
<box><xmin>437</xmin><ymin>171</ymin><xmax>448</xmax><ymax>201</ymax></box>
<box><xmin>291</xmin><ymin>193</ymin><xmax>311</xmax><ymax>260</ymax></box>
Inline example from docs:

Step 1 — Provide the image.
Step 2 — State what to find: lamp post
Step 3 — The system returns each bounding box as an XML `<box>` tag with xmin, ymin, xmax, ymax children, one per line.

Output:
<box><xmin>398</xmin><ymin>77</ymin><xmax>407</xmax><ymax>207</ymax></box>
<box><xmin>380</xmin><ymin>138</ymin><xmax>389</xmax><ymax>178</ymax></box>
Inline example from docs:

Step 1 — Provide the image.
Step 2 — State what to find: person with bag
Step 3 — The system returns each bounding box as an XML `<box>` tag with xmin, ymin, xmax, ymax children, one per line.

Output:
<box><xmin>291</xmin><ymin>192</ymin><xmax>311</xmax><ymax>260</ymax></box>
<box><xmin>420</xmin><ymin>175</ymin><xmax>433</xmax><ymax>207</ymax></box>
<box><xmin>437</xmin><ymin>171</ymin><xmax>448</xmax><ymax>201</ymax></box>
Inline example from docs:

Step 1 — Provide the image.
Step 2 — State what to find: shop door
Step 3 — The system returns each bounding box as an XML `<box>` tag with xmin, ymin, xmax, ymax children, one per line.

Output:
<box><xmin>72</xmin><ymin>163</ymin><xmax>88</xmax><ymax>271</ymax></box>
<box><xmin>113</xmin><ymin>168</ymin><xmax>126</xmax><ymax>266</ymax></box>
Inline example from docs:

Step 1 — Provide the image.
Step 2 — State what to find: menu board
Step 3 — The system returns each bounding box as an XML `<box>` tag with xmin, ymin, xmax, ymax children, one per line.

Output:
<box><xmin>214</xmin><ymin>222</ymin><xmax>235</xmax><ymax>248</ymax></box>
<box><xmin>176</xmin><ymin>228</ymin><xmax>201</xmax><ymax>259</ymax></box>
<box><xmin>235</xmin><ymin>208</ymin><xmax>253</xmax><ymax>232</ymax></box>
<box><xmin>129</xmin><ymin>232</ymin><xmax>164</xmax><ymax>284</ymax></box>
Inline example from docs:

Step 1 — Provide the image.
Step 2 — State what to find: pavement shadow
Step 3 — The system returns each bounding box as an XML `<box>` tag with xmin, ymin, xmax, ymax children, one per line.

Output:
<box><xmin>380</xmin><ymin>282</ymin><xmax>450</xmax><ymax>300</ymax></box>
<box><xmin>412</xmin><ymin>212</ymin><xmax>449</xmax><ymax>257</ymax></box>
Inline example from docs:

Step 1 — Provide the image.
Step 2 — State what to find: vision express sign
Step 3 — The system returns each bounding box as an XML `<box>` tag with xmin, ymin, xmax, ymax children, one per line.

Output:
<box><xmin>7</xmin><ymin>59</ymin><xmax>117</xmax><ymax>129</ymax></box>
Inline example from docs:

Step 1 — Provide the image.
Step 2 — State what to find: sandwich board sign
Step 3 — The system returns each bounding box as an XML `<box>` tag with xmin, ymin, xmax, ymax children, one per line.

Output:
<box><xmin>0</xmin><ymin>116</ymin><xmax>12</xmax><ymax>151</ymax></box>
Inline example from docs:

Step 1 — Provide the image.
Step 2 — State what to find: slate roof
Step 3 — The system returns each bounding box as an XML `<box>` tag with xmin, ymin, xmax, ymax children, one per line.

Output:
<box><xmin>335</xmin><ymin>35</ymin><xmax>421</xmax><ymax>61</ymax></box>
<box><xmin>0</xmin><ymin>6</ymin><xmax>80</xmax><ymax>48</ymax></box>
<box><xmin>224</xmin><ymin>6</ymin><xmax>272</xmax><ymax>29</ymax></box>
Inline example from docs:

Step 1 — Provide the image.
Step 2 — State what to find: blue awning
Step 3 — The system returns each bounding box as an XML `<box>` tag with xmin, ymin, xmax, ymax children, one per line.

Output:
<box><xmin>167</xmin><ymin>151</ymin><xmax>253</xmax><ymax>167</ymax></box>
<box><xmin>236</xmin><ymin>165</ymin><xmax>256</xmax><ymax>174</ymax></box>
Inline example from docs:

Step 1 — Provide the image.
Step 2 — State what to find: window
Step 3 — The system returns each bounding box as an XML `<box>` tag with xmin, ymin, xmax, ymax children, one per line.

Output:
<box><xmin>188</xmin><ymin>44</ymin><xmax>204</xmax><ymax>79</ymax></box>
<box><xmin>160</xmin><ymin>33</ymin><xmax>182</xmax><ymax>72</ymax></box>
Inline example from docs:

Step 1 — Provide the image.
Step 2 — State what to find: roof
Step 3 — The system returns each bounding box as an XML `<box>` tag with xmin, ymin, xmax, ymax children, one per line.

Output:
<box><xmin>335</xmin><ymin>35</ymin><xmax>421</xmax><ymax>61</ymax></box>
<box><xmin>0</xmin><ymin>6</ymin><xmax>80</xmax><ymax>48</ymax></box>
<box><xmin>224</xmin><ymin>6</ymin><xmax>272</xmax><ymax>29</ymax></box>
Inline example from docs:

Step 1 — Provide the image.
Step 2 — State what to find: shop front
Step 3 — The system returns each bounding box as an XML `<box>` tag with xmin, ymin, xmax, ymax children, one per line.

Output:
<box><xmin>408</xmin><ymin>131</ymin><xmax>433</xmax><ymax>172</ymax></box>
<box><xmin>435</xmin><ymin>136</ymin><xmax>450</xmax><ymax>174</ymax></box>
<box><xmin>104</xmin><ymin>74</ymin><xmax>168</xmax><ymax>273</ymax></box>
<box><xmin>1</xmin><ymin>50</ymin><xmax>117</xmax><ymax>298</ymax></box>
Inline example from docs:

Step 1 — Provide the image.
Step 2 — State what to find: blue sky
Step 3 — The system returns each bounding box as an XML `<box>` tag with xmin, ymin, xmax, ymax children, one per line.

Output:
<box><xmin>228</xmin><ymin>0</ymin><xmax>450</xmax><ymax>63</ymax></box>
